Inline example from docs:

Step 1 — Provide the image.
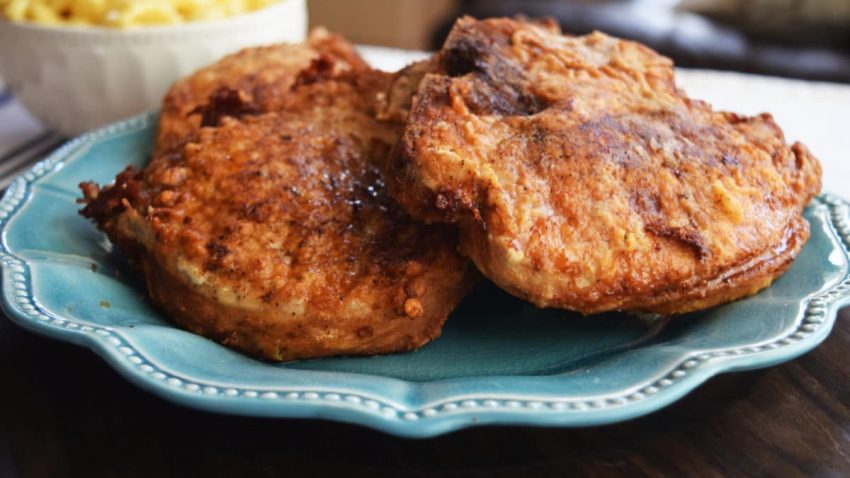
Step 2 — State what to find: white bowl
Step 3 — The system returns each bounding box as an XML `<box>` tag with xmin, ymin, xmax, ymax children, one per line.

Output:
<box><xmin>0</xmin><ymin>0</ymin><xmax>307</xmax><ymax>136</ymax></box>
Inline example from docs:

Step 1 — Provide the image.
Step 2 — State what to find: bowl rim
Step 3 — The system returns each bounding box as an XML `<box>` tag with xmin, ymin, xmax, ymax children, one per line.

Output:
<box><xmin>0</xmin><ymin>0</ymin><xmax>304</xmax><ymax>37</ymax></box>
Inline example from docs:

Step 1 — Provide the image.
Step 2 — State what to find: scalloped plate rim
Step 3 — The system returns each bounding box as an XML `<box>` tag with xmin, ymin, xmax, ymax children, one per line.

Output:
<box><xmin>1</xmin><ymin>112</ymin><xmax>848</xmax><ymax>438</ymax></box>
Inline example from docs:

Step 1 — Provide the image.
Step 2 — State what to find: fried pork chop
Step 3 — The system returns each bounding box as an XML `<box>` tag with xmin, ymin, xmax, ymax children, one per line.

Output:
<box><xmin>388</xmin><ymin>17</ymin><xmax>822</xmax><ymax>315</ymax></box>
<box><xmin>80</xmin><ymin>33</ymin><xmax>476</xmax><ymax>361</ymax></box>
<box><xmin>154</xmin><ymin>29</ymin><xmax>358</xmax><ymax>156</ymax></box>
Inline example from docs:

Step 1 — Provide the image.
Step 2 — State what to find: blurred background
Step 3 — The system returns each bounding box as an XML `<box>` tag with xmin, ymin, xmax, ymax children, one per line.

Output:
<box><xmin>309</xmin><ymin>0</ymin><xmax>850</xmax><ymax>83</ymax></box>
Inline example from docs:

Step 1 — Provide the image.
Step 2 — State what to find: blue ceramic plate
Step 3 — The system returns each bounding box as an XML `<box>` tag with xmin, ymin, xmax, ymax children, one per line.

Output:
<box><xmin>2</xmin><ymin>113</ymin><xmax>849</xmax><ymax>438</ymax></box>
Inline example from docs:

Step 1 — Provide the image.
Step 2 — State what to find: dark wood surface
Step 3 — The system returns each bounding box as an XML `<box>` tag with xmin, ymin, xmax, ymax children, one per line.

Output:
<box><xmin>1</xmin><ymin>307</ymin><xmax>848</xmax><ymax>478</ymax></box>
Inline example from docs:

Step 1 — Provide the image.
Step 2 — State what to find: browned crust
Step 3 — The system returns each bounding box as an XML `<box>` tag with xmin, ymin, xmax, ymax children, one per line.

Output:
<box><xmin>142</xmin><ymin>239</ymin><xmax>477</xmax><ymax>361</ymax></box>
<box><xmin>461</xmin><ymin>215</ymin><xmax>808</xmax><ymax>315</ymax></box>
<box><xmin>79</xmin><ymin>31</ymin><xmax>478</xmax><ymax>361</ymax></box>
<box><xmin>154</xmin><ymin>28</ymin><xmax>370</xmax><ymax>156</ymax></box>
<box><xmin>387</xmin><ymin>17</ymin><xmax>822</xmax><ymax>315</ymax></box>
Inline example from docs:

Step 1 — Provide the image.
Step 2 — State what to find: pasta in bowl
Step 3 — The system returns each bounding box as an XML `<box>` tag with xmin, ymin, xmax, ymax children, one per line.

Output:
<box><xmin>0</xmin><ymin>0</ymin><xmax>306</xmax><ymax>135</ymax></box>
<box><xmin>1</xmin><ymin>0</ymin><xmax>283</xmax><ymax>28</ymax></box>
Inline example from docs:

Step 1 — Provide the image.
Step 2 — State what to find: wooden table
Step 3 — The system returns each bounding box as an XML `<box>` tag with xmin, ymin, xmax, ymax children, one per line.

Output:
<box><xmin>1</xmin><ymin>307</ymin><xmax>847</xmax><ymax>477</ymax></box>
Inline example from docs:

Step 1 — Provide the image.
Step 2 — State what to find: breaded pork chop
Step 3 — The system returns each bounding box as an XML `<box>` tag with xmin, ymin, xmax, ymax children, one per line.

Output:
<box><xmin>80</xmin><ymin>35</ymin><xmax>476</xmax><ymax>361</ymax></box>
<box><xmin>388</xmin><ymin>17</ymin><xmax>822</xmax><ymax>315</ymax></box>
<box><xmin>155</xmin><ymin>28</ymin><xmax>363</xmax><ymax>155</ymax></box>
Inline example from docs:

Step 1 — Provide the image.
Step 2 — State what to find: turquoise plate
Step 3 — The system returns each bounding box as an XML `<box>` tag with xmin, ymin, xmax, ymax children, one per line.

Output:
<box><xmin>2</xmin><ymin>113</ymin><xmax>849</xmax><ymax>438</ymax></box>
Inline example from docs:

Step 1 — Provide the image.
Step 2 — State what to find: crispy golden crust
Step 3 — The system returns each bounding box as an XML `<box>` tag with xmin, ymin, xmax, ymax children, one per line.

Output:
<box><xmin>80</xmin><ymin>33</ymin><xmax>476</xmax><ymax>361</ymax></box>
<box><xmin>389</xmin><ymin>17</ymin><xmax>822</xmax><ymax>315</ymax></box>
<box><xmin>154</xmin><ymin>29</ymin><xmax>369</xmax><ymax>156</ymax></box>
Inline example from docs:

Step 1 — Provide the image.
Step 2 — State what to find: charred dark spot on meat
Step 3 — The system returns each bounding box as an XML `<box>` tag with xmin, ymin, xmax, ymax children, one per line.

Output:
<box><xmin>294</xmin><ymin>55</ymin><xmax>337</xmax><ymax>87</ymax></box>
<box><xmin>191</xmin><ymin>87</ymin><xmax>261</xmax><ymax>127</ymax></box>
<box><xmin>442</xmin><ymin>37</ymin><xmax>491</xmax><ymax>78</ymax></box>
<box><xmin>441</xmin><ymin>34</ymin><xmax>547</xmax><ymax>116</ymax></box>
<box><xmin>293</xmin><ymin>54</ymin><xmax>356</xmax><ymax>89</ymax></box>
<box><xmin>205</xmin><ymin>241</ymin><xmax>230</xmax><ymax>270</ymax></box>
<box><xmin>645</xmin><ymin>223</ymin><xmax>710</xmax><ymax>260</ymax></box>
<box><xmin>570</xmin><ymin>115</ymin><xmax>646</xmax><ymax>168</ymax></box>
<box><xmin>241</xmin><ymin>200</ymin><xmax>272</xmax><ymax>222</ymax></box>
<box><xmin>632</xmin><ymin>190</ymin><xmax>710</xmax><ymax>260</ymax></box>
<box><xmin>463</xmin><ymin>77</ymin><xmax>546</xmax><ymax>117</ymax></box>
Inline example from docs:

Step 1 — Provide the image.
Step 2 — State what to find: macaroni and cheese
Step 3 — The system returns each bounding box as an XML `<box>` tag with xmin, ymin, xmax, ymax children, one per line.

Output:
<box><xmin>0</xmin><ymin>0</ymin><xmax>281</xmax><ymax>27</ymax></box>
